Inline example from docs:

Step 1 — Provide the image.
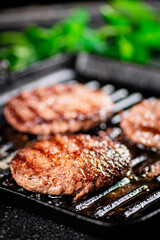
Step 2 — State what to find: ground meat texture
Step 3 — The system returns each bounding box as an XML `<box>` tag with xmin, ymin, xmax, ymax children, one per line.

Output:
<box><xmin>120</xmin><ymin>99</ymin><xmax>160</xmax><ymax>150</ymax></box>
<box><xmin>10</xmin><ymin>134</ymin><xmax>130</xmax><ymax>200</ymax></box>
<box><xmin>148</xmin><ymin>160</ymin><xmax>160</xmax><ymax>178</ymax></box>
<box><xmin>4</xmin><ymin>84</ymin><xmax>113</xmax><ymax>135</ymax></box>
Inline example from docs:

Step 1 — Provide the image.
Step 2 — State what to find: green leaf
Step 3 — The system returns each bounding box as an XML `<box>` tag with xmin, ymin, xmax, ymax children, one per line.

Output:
<box><xmin>111</xmin><ymin>0</ymin><xmax>157</xmax><ymax>23</ymax></box>
<box><xmin>63</xmin><ymin>8</ymin><xmax>90</xmax><ymax>25</ymax></box>
<box><xmin>101</xmin><ymin>4</ymin><xmax>131</xmax><ymax>27</ymax></box>
<box><xmin>0</xmin><ymin>32</ymin><xmax>27</xmax><ymax>46</ymax></box>
<box><xmin>0</xmin><ymin>44</ymin><xmax>37</xmax><ymax>72</ymax></box>
<box><xmin>118</xmin><ymin>37</ymin><xmax>134</xmax><ymax>61</ymax></box>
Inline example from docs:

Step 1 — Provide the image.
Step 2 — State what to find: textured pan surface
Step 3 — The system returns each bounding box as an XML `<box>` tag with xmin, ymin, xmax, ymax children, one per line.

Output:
<box><xmin>0</xmin><ymin>79</ymin><xmax>160</xmax><ymax>228</ymax></box>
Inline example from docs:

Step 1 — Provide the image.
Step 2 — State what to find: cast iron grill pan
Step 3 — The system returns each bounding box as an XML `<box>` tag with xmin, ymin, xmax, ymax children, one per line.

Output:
<box><xmin>0</xmin><ymin>54</ymin><xmax>73</xmax><ymax>93</ymax></box>
<box><xmin>0</xmin><ymin>77</ymin><xmax>160</xmax><ymax>232</ymax></box>
<box><xmin>76</xmin><ymin>53</ymin><xmax>160</xmax><ymax>94</ymax></box>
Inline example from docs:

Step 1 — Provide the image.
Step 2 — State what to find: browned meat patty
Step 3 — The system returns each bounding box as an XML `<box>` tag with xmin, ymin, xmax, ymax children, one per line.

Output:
<box><xmin>4</xmin><ymin>84</ymin><xmax>113</xmax><ymax>135</ymax></box>
<box><xmin>10</xmin><ymin>134</ymin><xmax>130</xmax><ymax>200</ymax></box>
<box><xmin>148</xmin><ymin>160</ymin><xmax>160</xmax><ymax>178</ymax></box>
<box><xmin>120</xmin><ymin>99</ymin><xmax>160</xmax><ymax>150</ymax></box>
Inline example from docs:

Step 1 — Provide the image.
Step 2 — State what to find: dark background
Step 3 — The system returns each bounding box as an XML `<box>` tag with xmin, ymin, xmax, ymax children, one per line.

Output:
<box><xmin>0</xmin><ymin>0</ymin><xmax>104</xmax><ymax>9</ymax></box>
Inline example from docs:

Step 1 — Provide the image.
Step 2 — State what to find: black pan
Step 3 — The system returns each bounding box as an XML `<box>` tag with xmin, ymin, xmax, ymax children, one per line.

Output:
<box><xmin>0</xmin><ymin>60</ymin><xmax>160</xmax><ymax>238</ymax></box>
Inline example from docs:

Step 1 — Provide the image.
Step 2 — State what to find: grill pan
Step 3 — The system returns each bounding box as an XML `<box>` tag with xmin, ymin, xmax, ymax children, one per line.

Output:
<box><xmin>0</xmin><ymin>66</ymin><xmax>160</xmax><ymax>237</ymax></box>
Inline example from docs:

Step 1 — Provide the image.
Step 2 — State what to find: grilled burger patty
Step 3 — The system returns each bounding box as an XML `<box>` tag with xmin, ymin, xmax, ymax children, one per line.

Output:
<box><xmin>120</xmin><ymin>99</ymin><xmax>160</xmax><ymax>149</ymax></box>
<box><xmin>4</xmin><ymin>84</ymin><xmax>113</xmax><ymax>135</ymax></box>
<box><xmin>10</xmin><ymin>134</ymin><xmax>130</xmax><ymax>200</ymax></box>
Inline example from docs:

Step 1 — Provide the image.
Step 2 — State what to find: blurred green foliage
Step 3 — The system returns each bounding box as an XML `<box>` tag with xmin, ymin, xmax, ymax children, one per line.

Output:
<box><xmin>0</xmin><ymin>8</ymin><xmax>107</xmax><ymax>72</ymax></box>
<box><xmin>1</xmin><ymin>0</ymin><xmax>160</xmax><ymax>72</ymax></box>
<box><xmin>100</xmin><ymin>0</ymin><xmax>160</xmax><ymax>63</ymax></box>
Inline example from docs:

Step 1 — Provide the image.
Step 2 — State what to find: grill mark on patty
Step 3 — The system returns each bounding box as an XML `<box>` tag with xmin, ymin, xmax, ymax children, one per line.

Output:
<box><xmin>32</xmin><ymin>142</ymin><xmax>67</xmax><ymax>168</ymax></box>
<box><xmin>128</xmin><ymin>124</ymin><xmax>160</xmax><ymax>135</ymax></box>
<box><xmin>4</xmin><ymin>84</ymin><xmax>113</xmax><ymax>135</ymax></box>
<box><xmin>30</xmin><ymin>86</ymin><xmax>83</xmax><ymax>121</ymax></box>
<box><xmin>8</xmin><ymin>97</ymin><xmax>44</xmax><ymax>125</ymax></box>
<box><xmin>10</xmin><ymin>134</ymin><xmax>130</xmax><ymax>200</ymax></box>
<box><xmin>8</xmin><ymin>100</ymin><xmax>35</xmax><ymax>124</ymax></box>
<box><xmin>18</xmin><ymin>94</ymin><xmax>61</xmax><ymax>123</ymax></box>
<box><xmin>12</xmin><ymin>150</ymin><xmax>38</xmax><ymax>177</ymax></box>
<box><xmin>20</xmin><ymin>149</ymin><xmax>50</xmax><ymax>175</ymax></box>
<box><xmin>121</xmin><ymin>99</ymin><xmax>160</xmax><ymax>149</ymax></box>
<box><xmin>32</xmin><ymin>146</ymin><xmax>56</xmax><ymax>167</ymax></box>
